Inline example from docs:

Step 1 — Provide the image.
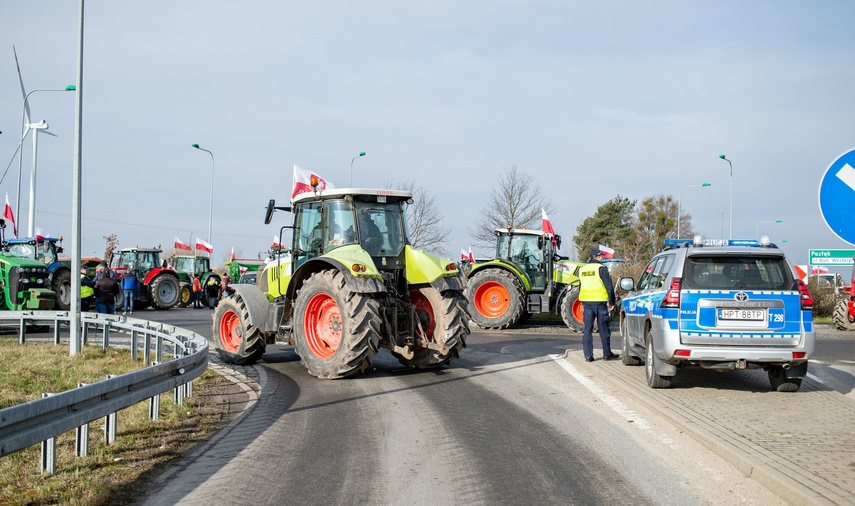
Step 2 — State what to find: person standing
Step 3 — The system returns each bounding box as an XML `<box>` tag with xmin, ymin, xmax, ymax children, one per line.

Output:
<box><xmin>206</xmin><ymin>276</ymin><xmax>221</xmax><ymax>309</ymax></box>
<box><xmin>94</xmin><ymin>272</ymin><xmax>120</xmax><ymax>314</ymax></box>
<box><xmin>192</xmin><ymin>274</ymin><xmax>202</xmax><ymax>308</ymax></box>
<box><xmin>121</xmin><ymin>264</ymin><xmax>138</xmax><ymax>315</ymax></box>
<box><xmin>80</xmin><ymin>267</ymin><xmax>95</xmax><ymax>312</ymax></box>
<box><xmin>579</xmin><ymin>248</ymin><xmax>619</xmax><ymax>362</ymax></box>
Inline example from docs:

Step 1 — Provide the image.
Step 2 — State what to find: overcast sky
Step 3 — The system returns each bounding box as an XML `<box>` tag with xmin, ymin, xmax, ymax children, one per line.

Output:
<box><xmin>1</xmin><ymin>1</ymin><xmax>853</xmax><ymax>270</ymax></box>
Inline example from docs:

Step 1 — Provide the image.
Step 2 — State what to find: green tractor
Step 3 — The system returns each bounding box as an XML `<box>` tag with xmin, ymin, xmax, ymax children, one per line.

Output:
<box><xmin>212</xmin><ymin>185</ymin><xmax>470</xmax><ymax>379</ymax></box>
<box><xmin>0</xmin><ymin>220</ymin><xmax>56</xmax><ymax>310</ymax></box>
<box><xmin>464</xmin><ymin>228</ymin><xmax>589</xmax><ymax>330</ymax></box>
<box><xmin>226</xmin><ymin>257</ymin><xmax>265</xmax><ymax>285</ymax></box>
<box><xmin>172</xmin><ymin>254</ymin><xmax>221</xmax><ymax>307</ymax></box>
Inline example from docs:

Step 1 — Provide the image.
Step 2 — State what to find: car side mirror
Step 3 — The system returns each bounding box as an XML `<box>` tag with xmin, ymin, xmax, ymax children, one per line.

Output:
<box><xmin>619</xmin><ymin>277</ymin><xmax>635</xmax><ymax>291</ymax></box>
<box><xmin>264</xmin><ymin>199</ymin><xmax>276</xmax><ymax>225</ymax></box>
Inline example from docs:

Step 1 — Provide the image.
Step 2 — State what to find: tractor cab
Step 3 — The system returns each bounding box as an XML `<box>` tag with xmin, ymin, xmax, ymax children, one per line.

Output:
<box><xmin>6</xmin><ymin>236</ymin><xmax>62</xmax><ymax>265</ymax></box>
<box><xmin>494</xmin><ymin>229</ymin><xmax>560</xmax><ymax>291</ymax></box>
<box><xmin>173</xmin><ymin>255</ymin><xmax>210</xmax><ymax>277</ymax></box>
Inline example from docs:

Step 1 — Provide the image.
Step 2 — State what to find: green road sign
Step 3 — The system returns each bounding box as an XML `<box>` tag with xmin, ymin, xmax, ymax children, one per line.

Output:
<box><xmin>809</xmin><ymin>249</ymin><xmax>855</xmax><ymax>266</ymax></box>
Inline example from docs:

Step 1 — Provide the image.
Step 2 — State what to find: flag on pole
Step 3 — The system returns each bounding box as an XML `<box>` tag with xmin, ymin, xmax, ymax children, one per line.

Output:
<box><xmin>292</xmin><ymin>164</ymin><xmax>334</xmax><ymax>201</ymax></box>
<box><xmin>230</xmin><ymin>246</ymin><xmax>236</xmax><ymax>262</ymax></box>
<box><xmin>811</xmin><ymin>266</ymin><xmax>829</xmax><ymax>275</ymax></box>
<box><xmin>175</xmin><ymin>236</ymin><xmax>191</xmax><ymax>251</ymax></box>
<box><xmin>272</xmin><ymin>235</ymin><xmax>283</xmax><ymax>248</ymax></box>
<box><xmin>598</xmin><ymin>244</ymin><xmax>615</xmax><ymax>259</ymax></box>
<box><xmin>35</xmin><ymin>227</ymin><xmax>48</xmax><ymax>240</ymax></box>
<box><xmin>195</xmin><ymin>238</ymin><xmax>213</xmax><ymax>254</ymax></box>
<box><xmin>3</xmin><ymin>193</ymin><xmax>16</xmax><ymax>237</ymax></box>
<box><xmin>541</xmin><ymin>208</ymin><xmax>557</xmax><ymax>247</ymax></box>
<box><xmin>468</xmin><ymin>247</ymin><xmax>475</xmax><ymax>264</ymax></box>
<box><xmin>460</xmin><ymin>248</ymin><xmax>468</xmax><ymax>261</ymax></box>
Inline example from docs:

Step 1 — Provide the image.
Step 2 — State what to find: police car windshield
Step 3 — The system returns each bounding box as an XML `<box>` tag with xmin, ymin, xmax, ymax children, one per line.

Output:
<box><xmin>682</xmin><ymin>255</ymin><xmax>791</xmax><ymax>291</ymax></box>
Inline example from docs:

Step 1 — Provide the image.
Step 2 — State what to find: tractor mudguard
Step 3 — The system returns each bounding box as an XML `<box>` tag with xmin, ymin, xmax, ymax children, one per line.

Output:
<box><xmin>405</xmin><ymin>246</ymin><xmax>464</xmax><ymax>286</ymax></box>
<box><xmin>288</xmin><ymin>257</ymin><xmax>387</xmax><ymax>300</ymax></box>
<box><xmin>230</xmin><ymin>284</ymin><xmax>276</xmax><ymax>331</ymax></box>
<box><xmin>430</xmin><ymin>271</ymin><xmax>466</xmax><ymax>293</ymax></box>
<box><xmin>468</xmin><ymin>260</ymin><xmax>530</xmax><ymax>291</ymax></box>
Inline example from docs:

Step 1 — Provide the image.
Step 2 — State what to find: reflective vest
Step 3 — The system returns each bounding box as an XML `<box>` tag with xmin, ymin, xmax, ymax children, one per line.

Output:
<box><xmin>80</xmin><ymin>275</ymin><xmax>94</xmax><ymax>299</ymax></box>
<box><xmin>578</xmin><ymin>263</ymin><xmax>609</xmax><ymax>302</ymax></box>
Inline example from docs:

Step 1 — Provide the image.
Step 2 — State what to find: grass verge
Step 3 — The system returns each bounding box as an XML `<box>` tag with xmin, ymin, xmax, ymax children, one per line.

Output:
<box><xmin>0</xmin><ymin>341</ymin><xmax>233</xmax><ymax>505</ymax></box>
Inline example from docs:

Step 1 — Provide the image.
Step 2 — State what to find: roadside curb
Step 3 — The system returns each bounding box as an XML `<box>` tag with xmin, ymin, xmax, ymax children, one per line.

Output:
<box><xmin>563</xmin><ymin>349</ymin><xmax>843</xmax><ymax>506</ymax></box>
<box><xmin>143</xmin><ymin>360</ymin><xmax>265</xmax><ymax>488</ymax></box>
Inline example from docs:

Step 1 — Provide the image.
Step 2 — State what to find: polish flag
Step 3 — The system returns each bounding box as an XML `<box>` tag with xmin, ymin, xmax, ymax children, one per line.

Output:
<box><xmin>195</xmin><ymin>238</ymin><xmax>213</xmax><ymax>254</ymax></box>
<box><xmin>175</xmin><ymin>237</ymin><xmax>191</xmax><ymax>251</ymax></box>
<box><xmin>272</xmin><ymin>235</ymin><xmax>283</xmax><ymax>248</ymax></box>
<box><xmin>230</xmin><ymin>246</ymin><xmax>236</xmax><ymax>262</ymax></box>
<box><xmin>35</xmin><ymin>227</ymin><xmax>48</xmax><ymax>240</ymax></box>
<box><xmin>811</xmin><ymin>266</ymin><xmax>829</xmax><ymax>275</ymax></box>
<box><xmin>468</xmin><ymin>247</ymin><xmax>475</xmax><ymax>264</ymax></box>
<box><xmin>291</xmin><ymin>164</ymin><xmax>335</xmax><ymax>201</ymax></box>
<box><xmin>3</xmin><ymin>193</ymin><xmax>16</xmax><ymax>237</ymax></box>
<box><xmin>460</xmin><ymin>248</ymin><xmax>468</xmax><ymax>261</ymax></box>
<box><xmin>541</xmin><ymin>208</ymin><xmax>557</xmax><ymax>247</ymax></box>
<box><xmin>598</xmin><ymin>244</ymin><xmax>615</xmax><ymax>260</ymax></box>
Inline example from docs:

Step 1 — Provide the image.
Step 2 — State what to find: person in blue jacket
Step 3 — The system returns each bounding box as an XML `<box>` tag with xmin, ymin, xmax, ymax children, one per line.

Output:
<box><xmin>121</xmin><ymin>264</ymin><xmax>139</xmax><ymax>315</ymax></box>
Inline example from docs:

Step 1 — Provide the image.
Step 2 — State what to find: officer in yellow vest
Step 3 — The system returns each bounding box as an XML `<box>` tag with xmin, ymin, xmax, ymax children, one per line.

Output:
<box><xmin>578</xmin><ymin>248</ymin><xmax>619</xmax><ymax>362</ymax></box>
<box><xmin>80</xmin><ymin>267</ymin><xmax>95</xmax><ymax>312</ymax></box>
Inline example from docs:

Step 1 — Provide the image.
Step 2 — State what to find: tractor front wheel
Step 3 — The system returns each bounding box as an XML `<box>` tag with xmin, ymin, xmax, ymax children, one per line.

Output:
<box><xmin>832</xmin><ymin>300</ymin><xmax>855</xmax><ymax>331</ymax></box>
<box><xmin>150</xmin><ymin>274</ymin><xmax>179</xmax><ymax>310</ymax></box>
<box><xmin>464</xmin><ymin>269</ymin><xmax>524</xmax><ymax>329</ymax></box>
<box><xmin>560</xmin><ymin>287</ymin><xmax>584</xmax><ymax>332</ymax></box>
<box><xmin>293</xmin><ymin>269</ymin><xmax>382</xmax><ymax>379</ymax></box>
<box><xmin>395</xmin><ymin>287</ymin><xmax>469</xmax><ymax>369</ymax></box>
<box><xmin>178</xmin><ymin>281</ymin><xmax>192</xmax><ymax>307</ymax></box>
<box><xmin>212</xmin><ymin>293</ymin><xmax>267</xmax><ymax>365</ymax></box>
<box><xmin>53</xmin><ymin>269</ymin><xmax>72</xmax><ymax>311</ymax></box>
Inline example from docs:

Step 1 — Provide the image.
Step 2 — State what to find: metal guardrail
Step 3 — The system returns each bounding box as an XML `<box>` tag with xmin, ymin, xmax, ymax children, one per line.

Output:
<box><xmin>0</xmin><ymin>310</ymin><xmax>209</xmax><ymax>459</ymax></box>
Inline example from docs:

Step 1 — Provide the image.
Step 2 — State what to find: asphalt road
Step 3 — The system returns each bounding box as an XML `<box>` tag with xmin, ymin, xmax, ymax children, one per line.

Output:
<box><xmin>135</xmin><ymin>307</ymin><xmax>838</xmax><ymax>505</ymax></box>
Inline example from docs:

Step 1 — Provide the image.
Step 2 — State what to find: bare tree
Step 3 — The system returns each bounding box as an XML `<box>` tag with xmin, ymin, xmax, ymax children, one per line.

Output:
<box><xmin>469</xmin><ymin>165</ymin><xmax>556</xmax><ymax>247</ymax></box>
<box><xmin>385</xmin><ymin>179</ymin><xmax>450</xmax><ymax>255</ymax></box>
<box><xmin>103</xmin><ymin>234</ymin><xmax>119</xmax><ymax>261</ymax></box>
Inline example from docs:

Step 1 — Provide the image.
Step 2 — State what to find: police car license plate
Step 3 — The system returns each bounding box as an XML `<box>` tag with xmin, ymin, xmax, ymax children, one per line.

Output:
<box><xmin>718</xmin><ymin>309</ymin><xmax>765</xmax><ymax>321</ymax></box>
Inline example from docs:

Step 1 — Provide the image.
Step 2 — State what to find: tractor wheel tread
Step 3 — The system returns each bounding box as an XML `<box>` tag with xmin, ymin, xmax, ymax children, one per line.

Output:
<box><xmin>212</xmin><ymin>294</ymin><xmax>267</xmax><ymax>365</ymax></box>
<box><xmin>464</xmin><ymin>269</ymin><xmax>525</xmax><ymax>329</ymax></box>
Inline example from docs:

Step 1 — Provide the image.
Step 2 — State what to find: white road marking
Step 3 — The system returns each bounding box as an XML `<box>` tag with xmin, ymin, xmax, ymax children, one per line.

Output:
<box><xmin>807</xmin><ymin>372</ymin><xmax>825</xmax><ymax>384</ymax></box>
<box><xmin>835</xmin><ymin>163</ymin><xmax>855</xmax><ymax>192</ymax></box>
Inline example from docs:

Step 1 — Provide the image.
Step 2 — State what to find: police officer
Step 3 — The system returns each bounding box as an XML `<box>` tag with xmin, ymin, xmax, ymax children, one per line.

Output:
<box><xmin>80</xmin><ymin>267</ymin><xmax>95</xmax><ymax>311</ymax></box>
<box><xmin>579</xmin><ymin>248</ymin><xmax>619</xmax><ymax>362</ymax></box>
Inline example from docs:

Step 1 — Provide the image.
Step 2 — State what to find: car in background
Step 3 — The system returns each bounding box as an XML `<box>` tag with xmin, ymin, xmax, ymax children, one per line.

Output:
<box><xmin>618</xmin><ymin>236</ymin><xmax>814</xmax><ymax>392</ymax></box>
<box><xmin>238</xmin><ymin>271</ymin><xmax>257</xmax><ymax>285</ymax></box>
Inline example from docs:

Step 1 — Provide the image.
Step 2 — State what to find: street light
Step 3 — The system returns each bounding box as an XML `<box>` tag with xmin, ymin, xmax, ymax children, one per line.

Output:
<box><xmin>677</xmin><ymin>183</ymin><xmax>711</xmax><ymax>239</ymax></box>
<box><xmin>15</xmin><ymin>85</ymin><xmax>76</xmax><ymax>237</ymax></box>
<box><xmin>350</xmin><ymin>151</ymin><xmax>366</xmax><ymax>186</ymax></box>
<box><xmin>756</xmin><ymin>219</ymin><xmax>782</xmax><ymax>239</ymax></box>
<box><xmin>191</xmin><ymin>144</ymin><xmax>215</xmax><ymax>245</ymax></box>
<box><xmin>719</xmin><ymin>154</ymin><xmax>733</xmax><ymax>239</ymax></box>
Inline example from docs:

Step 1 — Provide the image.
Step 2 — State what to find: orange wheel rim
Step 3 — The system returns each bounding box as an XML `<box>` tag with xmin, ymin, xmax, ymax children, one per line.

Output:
<box><xmin>219</xmin><ymin>310</ymin><xmax>242</xmax><ymax>353</ymax></box>
<box><xmin>411</xmin><ymin>290</ymin><xmax>436</xmax><ymax>340</ymax></box>
<box><xmin>571</xmin><ymin>298</ymin><xmax>584</xmax><ymax>323</ymax></box>
<box><xmin>474</xmin><ymin>281</ymin><xmax>510</xmax><ymax>318</ymax></box>
<box><xmin>304</xmin><ymin>293</ymin><xmax>342</xmax><ymax>358</ymax></box>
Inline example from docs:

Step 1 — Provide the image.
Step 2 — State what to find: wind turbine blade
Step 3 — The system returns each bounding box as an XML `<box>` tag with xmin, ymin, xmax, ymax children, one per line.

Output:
<box><xmin>41</xmin><ymin>130</ymin><xmax>57</xmax><ymax>138</ymax></box>
<box><xmin>0</xmin><ymin>129</ymin><xmax>30</xmax><ymax>186</ymax></box>
<box><xmin>13</xmin><ymin>45</ymin><xmax>30</xmax><ymax>124</ymax></box>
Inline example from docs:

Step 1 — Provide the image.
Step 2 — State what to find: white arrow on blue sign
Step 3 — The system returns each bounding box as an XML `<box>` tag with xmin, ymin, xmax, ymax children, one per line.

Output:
<box><xmin>819</xmin><ymin>148</ymin><xmax>855</xmax><ymax>246</ymax></box>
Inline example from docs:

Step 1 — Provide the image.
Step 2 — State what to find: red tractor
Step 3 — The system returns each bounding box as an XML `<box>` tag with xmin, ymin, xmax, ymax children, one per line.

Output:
<box><xmin>109</xmin><ymin>247</ymin><xmax>180</xmax><ymax>310</ymax></box>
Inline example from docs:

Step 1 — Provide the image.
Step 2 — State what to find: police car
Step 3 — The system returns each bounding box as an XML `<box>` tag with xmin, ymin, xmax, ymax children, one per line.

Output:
<box><xmin>618</xmin><ymin>236</ymin><xmax>814</xmax><ymax>392</ymax></box>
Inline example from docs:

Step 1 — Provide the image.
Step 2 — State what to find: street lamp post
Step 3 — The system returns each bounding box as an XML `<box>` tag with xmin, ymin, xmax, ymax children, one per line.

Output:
<box><xmin>719</xmin><ymin>154</ymin><xmax>733</xmax><ymax>239</ymax></box>
<box><xmin>16</xmin><ymin>85</ymin><xmax>76</xmax><ymax>237</ymax></box>
<box><xmin>677</xmin><ymin>183</ymin><xmax>711</xmax><ymax>239</ymax></box>
<box><xmin>350</xmin><ymin>151</ymin><xmax>366</xmax><ymax>186</ymax></box>
<box><xmin>191</xmin><ymin>144</ymin><xmax>215</xmax><ymax>245</ymax></box>
<box><xmin>756</xmin><ymin>219</ymin><xmax>782</xmax><ymax>239</ymax></box>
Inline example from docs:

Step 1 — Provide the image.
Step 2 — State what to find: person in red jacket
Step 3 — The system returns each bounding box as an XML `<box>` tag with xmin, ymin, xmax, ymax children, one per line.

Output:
<box><xmin>192</xmin><ymin>274</ymin><xmax>202</xmax><ymax>308</ymax></box>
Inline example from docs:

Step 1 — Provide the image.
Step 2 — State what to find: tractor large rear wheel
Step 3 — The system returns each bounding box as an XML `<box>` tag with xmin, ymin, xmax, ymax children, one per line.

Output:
<box><xmin>832</xmin><ymin>300</ymin><xmax>855</xmax><ymax>331</ymax></box>
<box><xmin>52</xmin><ymin>269</ymin><xmax>72</xmax><ymax>310</ymax></box>
<box><xmin>212</xmin><ymin>293</ymin><xmax>267</xmax><ymax>365</ymax></box>
<box><xmin>465</xmin><ymin>269</ymin><xmax>525</xmax><ymax>329</ymax></box>
<box><xmin>560</xmin><ymin>287</ymin><xmax>584</xmax><ymax>332</ymax></box>
<box><xmin>178</xmin><ymin>281</ymin><xmax>192</xmax><ymax>307</ymax></box>
<box><xmin>395</xmin><ymin>287</ymin><xmax>469</xmax><ymax>369</ymax></box>
<box><xmin>150</xmin><ymin>274</ymin><xmax>179</xmax><ymax>310</ymax></box>
<box><xmin>294</xmin><ymin>270</ymin><xmax>382</xmax><ymax>379</ymax></box>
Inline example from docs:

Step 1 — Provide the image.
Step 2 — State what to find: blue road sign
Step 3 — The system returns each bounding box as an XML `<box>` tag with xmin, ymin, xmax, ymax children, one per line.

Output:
<box><xmin>819</xmin><ymin>148</ymin><xmax>855</xmax><ymax>246</ymax></box>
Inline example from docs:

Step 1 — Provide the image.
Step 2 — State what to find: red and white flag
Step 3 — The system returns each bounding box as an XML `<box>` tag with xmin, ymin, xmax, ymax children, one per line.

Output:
<box><xmin>230</xmin><ymin>246</ymin><xmax>236</xmax><ymax>262</ymax></box>
<box><xmin>291</xmin><ymin>164</ymin><xmax>334</xmax><ymax>201</ymax></box>
<box><xmin>195</xmin><ymin>238</ymin><xmax>213</xmax><ymax>254</ymax></box>
<box><xmin>3</xmin><ymin>193</ymin><xmax>16</xmax><ymax>237</ymax></box>
<box><xmin>460</xmin><ymin>248</ymin><xmax>468</xmax><ymax>261</ymax></box>
<box><xmin>174</xmin><ymin>236</ymin><xmax>191</xmax><ymax>251</ymax></box>
<box><xmin>468</xmin><ymin>247</ymin><xmax>475</xmax><ymax>264</ymax></box>
<box><xmin>541</xmin><ymin>208</ymin><xmax>557</xmax><ymax>247</ymax></box>
<box><xmin>272</xmin><ymin>235</ymin><xmax>283</xmax><ymax>248</ymax></box>
<box><xmin>812</xmin><ymin>266</ymin><xmax>829</xmax><ymax>275</ymax></box>
<box><xmin>35</xmin><ymin>227</ymin><xmax>48</xmax><ymax>240</ymax></box>
<box><xmin>598</xmin><ymin>244</ymin><xmax>615</xmax><ymax>259</ymax></box>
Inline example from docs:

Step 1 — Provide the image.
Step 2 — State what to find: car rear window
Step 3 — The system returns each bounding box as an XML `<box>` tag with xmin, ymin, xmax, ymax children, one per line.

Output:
<box><xmin>682</xmin><ymin>255</ymin><xmax>792</xmax><ymax>291</ymax></box>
